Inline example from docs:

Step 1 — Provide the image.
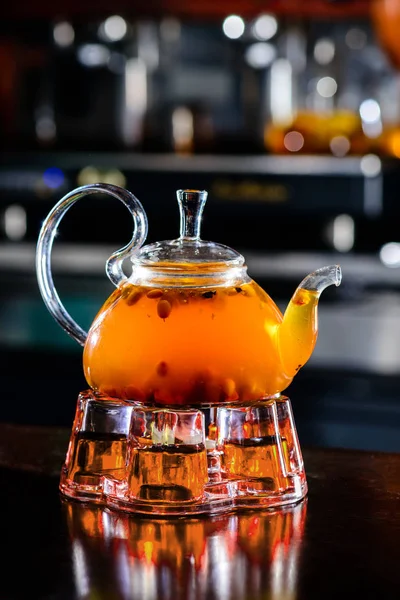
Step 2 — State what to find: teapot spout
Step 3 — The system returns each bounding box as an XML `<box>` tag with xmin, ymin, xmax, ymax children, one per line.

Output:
<box><xmin>277</xmin><ymin>265</ymin><xmax>342</xmax><ymax>378</ymax></box>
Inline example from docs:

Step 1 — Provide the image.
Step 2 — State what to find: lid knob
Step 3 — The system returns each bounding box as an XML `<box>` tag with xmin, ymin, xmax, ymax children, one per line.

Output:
<box><xmin>177</xmin><ymin>189</ymin><xmax>208</xmax><ymax>241</ymax></box>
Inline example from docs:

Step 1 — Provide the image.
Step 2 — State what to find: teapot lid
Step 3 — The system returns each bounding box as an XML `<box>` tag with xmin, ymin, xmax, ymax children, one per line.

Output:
<box><xmin>132</xmin><ymin>190</ymin><xmax>244</xmax><ymax>272</ymax></box>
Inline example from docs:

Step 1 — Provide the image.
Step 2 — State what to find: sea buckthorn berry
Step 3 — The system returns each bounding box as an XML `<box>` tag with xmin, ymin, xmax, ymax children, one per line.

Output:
<box><xmin>127</xmin><ymin>291</ymin><xmax>142</xmax><ymax>306</ymax></box>
<box><xmin>157</xmin><ymin>299</ymin><xmax>172</xmax><ymax>319</ymax></box>
<box><xmin>147</xmin><ymin>289</ymin><xmax>164</xmax><ymax>299</ymax></box>
<box><xmin>156</xmin><ymin>361</ymin><xmax>169</xmax><ymax>377</ymax></box>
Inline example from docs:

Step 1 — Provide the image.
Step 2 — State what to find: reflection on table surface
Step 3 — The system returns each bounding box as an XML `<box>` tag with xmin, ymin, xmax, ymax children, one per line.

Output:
<box><xmin>65</xmin><ymin>499</ymin><xmax>307</xmax><ymax>600</ymax></box>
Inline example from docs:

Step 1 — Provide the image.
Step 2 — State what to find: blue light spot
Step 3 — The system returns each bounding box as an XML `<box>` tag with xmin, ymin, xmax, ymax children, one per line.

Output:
<box><xmin>43</xmin><ymin>167</ymin><xmax>65</xmax><ymax>189</ymax></box>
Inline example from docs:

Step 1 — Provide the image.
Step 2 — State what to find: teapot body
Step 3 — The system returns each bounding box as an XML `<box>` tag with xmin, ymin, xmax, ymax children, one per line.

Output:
<box><xmin>83</xmin><ymin>276</ymin><xmax>312</xmax><ymax>406</ymax></box>
<box><xmin>36</xmin><ymin>185</ymin><xmax>338</xmax><ymax>408</ymax></box>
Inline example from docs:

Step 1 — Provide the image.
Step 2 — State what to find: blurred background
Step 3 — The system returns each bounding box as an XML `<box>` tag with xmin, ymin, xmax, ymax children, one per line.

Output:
<box><xmin>1</xmin><ymin>0</ymin><xmax>400</xmax><ymax>451</ymax></box>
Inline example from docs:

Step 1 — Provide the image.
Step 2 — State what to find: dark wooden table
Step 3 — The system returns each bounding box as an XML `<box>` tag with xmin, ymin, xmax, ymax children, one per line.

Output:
<box><xmin>1</xmin><ymin>422</ymin><xmax>400</xmax><ymax>600</ymax></box>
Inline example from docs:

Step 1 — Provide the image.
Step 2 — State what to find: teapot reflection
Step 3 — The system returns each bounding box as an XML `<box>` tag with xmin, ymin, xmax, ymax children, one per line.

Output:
<box><xmin>65</xmin><ymin>499</ymin><xmax>307</xmax><ymax>600</ymax></box>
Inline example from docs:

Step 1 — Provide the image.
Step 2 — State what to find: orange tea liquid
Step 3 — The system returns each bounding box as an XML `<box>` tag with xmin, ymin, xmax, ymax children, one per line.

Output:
<box><xmin>83</xmin><ymin>281</ymin><xmax>316</xmax><ymax>405</ymax></box>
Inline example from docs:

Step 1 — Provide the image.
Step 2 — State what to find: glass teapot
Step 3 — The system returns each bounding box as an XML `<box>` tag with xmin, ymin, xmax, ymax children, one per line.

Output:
<box><xmin>36</xmin><ymin>184</ymin><xmax>341</xmax><ymax>407</ymax></box>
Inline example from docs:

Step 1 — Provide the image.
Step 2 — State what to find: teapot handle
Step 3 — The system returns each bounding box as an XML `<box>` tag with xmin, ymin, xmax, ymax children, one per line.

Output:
<box><xmin>36</xmin><ymin>183</ymin><xmax>148</xmax><ymax>346</ymax></box>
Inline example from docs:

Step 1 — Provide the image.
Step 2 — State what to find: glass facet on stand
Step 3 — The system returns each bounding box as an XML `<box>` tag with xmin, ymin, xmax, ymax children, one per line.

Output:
<box><xmin>216</xmin><ymin>396</ymin><xmax>307</xmax><ymax>509</ymax></box>
<box><xmin>127</xmin><ymin>407</ymin><xmax>208</xmax><ymax>502</ymax></box>
<box><xmin>104</xmin><ymin>404</ymin><xmax>236</xmax><ymax>516</ymax></box>
<box><xmin>60</xmin><ymin>391</ymin><xmax>133</xmax><ymax>501</ymax></box>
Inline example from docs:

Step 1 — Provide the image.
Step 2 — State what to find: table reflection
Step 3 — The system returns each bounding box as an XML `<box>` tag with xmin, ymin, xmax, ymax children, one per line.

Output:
<box><xmin>64</xmin><ymin>499</ymin><xmax>307</xmax><ymax>600</ymax></box>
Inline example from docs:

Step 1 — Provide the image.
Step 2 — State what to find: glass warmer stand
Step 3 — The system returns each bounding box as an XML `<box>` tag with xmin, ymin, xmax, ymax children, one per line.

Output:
<box><xmin>60</xmin><ymin>391</ymin><xmax>307</xmax><ymax>516</ymax></box>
